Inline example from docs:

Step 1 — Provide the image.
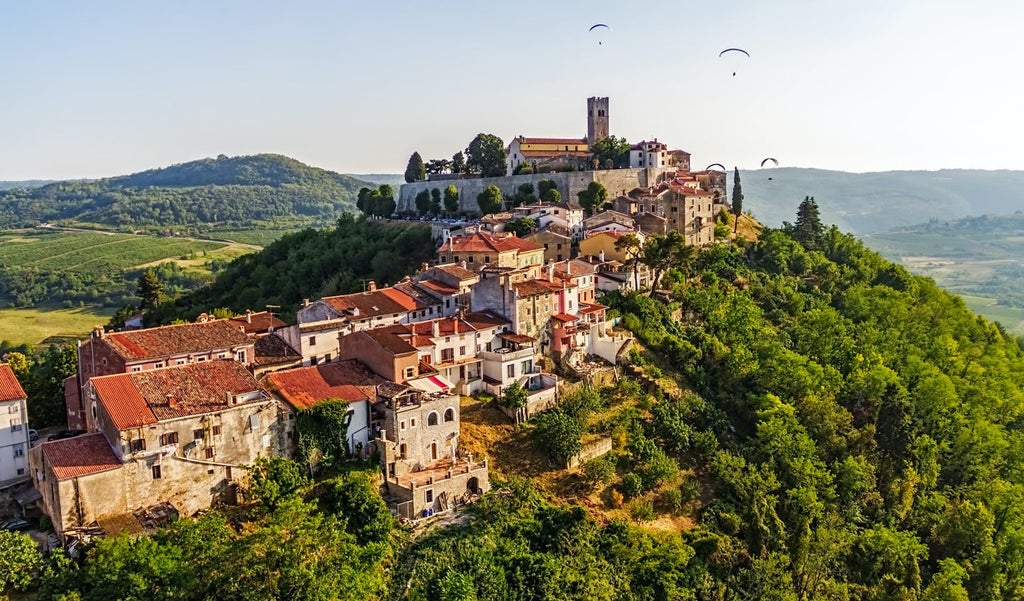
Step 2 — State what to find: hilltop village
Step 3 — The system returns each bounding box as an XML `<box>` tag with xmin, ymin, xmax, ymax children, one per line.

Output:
<box><xmin>1</xmin><ymin>97</ymin><xmax>735</xmax><ymax>544</ymax></box>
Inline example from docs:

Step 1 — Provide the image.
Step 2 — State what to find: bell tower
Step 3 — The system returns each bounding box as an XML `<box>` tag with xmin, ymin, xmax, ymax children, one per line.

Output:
<box><xmin>587</xmin><ymin>97</ymin><xmax>609</xmax><ymax>147</ymax></box>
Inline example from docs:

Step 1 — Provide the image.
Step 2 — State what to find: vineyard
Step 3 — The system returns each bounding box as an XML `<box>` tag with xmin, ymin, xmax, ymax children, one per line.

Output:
<box><xmin>0</xmin><ymin>230</ymin><xmax>235</xmax><ymax>311</ymax></box>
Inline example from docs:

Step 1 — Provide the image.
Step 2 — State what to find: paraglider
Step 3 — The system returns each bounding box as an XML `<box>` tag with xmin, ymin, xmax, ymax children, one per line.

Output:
<box><xmin>719</xmin><ymin>48</ymin><xmax>750</xmax><ymax>76</ymax></box>
<box><xmin>590</xmin><ymin>23</ymin><xmax>610</xmax><ymax>45</ymax></box>
<box><xmin>705</xmin><ymin>163</ymin><xmax>727</xmax><ymax>172</ymax></box>
<box><xmin>760</xmin><ymin>157</ymin><xmax>778</xmax><ymax>168</ymax></box>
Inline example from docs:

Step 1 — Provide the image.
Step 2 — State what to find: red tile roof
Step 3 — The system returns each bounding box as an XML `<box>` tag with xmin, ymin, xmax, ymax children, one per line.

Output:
<box><xmin>463</xmin><ymin>310</ymin><xmax>510</xmax><ymax>329</ymax></box>
<box><xmin>361</xmin><ymin>327</ymin><xmax>418</xmax><ymax>356</ymax></box>
<box><xmin>512</xmin><ymin>280</ymin><xmax>556</xmax><ymax>297</ymax></box>
<box><xmin>520</xmin><ymin>150</ymin><xmax>590</xmax><ymax>158</ymax></box>
<box><xmin>514</xmin><ymin>136</ymin><xmax>588</xmax><ymax>146</ymax></box>
<box><xmin>264</xmin><ymin>360</ymin><xmax>383</xmax><ymax>411</ymax></box>
<box><xmin>439</xmin><ymin>232</ymin><xmax>543</xmax><ymax>254</ymax></box>
<box><xmin>433</xmin><ymin>264</ymin><xmax>479</xmax><ymax>281</ymax></box>
<box><xmin>92</xmin><ymin>361</ymin><xmax>264</xmax><ymax>428</ymax></box>
<box><xmin>253</xmin><ymin>334</ymin><xmax>302</xmax><ymax>366</ymax></box>
<box><xmin>416</xmin><ymin>279</ymin><xmax>460</xmax><ymax>296</ymax></box>
<box><xmin>0</xmin><ymin>364</ymin><xmax>27</xmax><ymax>402</ymax></box>
<box><xmin>43</xmin><ymin>433</ymin><xmax>121</xmax><ymax>480</ymax></box>
<box><xmin>322</xmin><ymin>288</ymin><xmax>415</xmax><ymax>320</ymax></box>
<box><xmin>552</xmin><ymin>313</ymin><xmax>577</xmax><ymax>322</ymax></box>
<box><xmin>228</xmin><ymin>311</ymin><xmax>288</xmax><ymax>334</ymax></box>
<box><xmin>101</xmin><ymin>320</ymin><xmax>251</xmax><ymax>362</ymax></box>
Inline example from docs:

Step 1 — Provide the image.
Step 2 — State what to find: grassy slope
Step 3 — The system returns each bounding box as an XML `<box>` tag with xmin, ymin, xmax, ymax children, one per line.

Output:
<box><xmin>0</xmin><ymin>306</ymin><xmax>116</xmax><ymax>347</ymax></box>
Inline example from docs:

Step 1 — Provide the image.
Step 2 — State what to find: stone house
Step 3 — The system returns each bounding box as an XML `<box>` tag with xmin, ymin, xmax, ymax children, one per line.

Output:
<box><xmin>584</xmin><ymin>210</ymin><xmax>635</xmax><ymax>235</ymax></box>
<box><xmin>70</xmin><ymin>321</ymin><xmax>255</xmax><ymax>431</ymax></box>
<box><xmin>35</xmin><ymin>360</ymin><xmax>280</xmax><ymax>542</ymax></box>
<box><xmin>506</xmin><ymin>136</ymin><xmax>590</xmax><ymax>175</ymax></box>
<box><xmin>512</xmin><ymin>203</ymin><xmax>585</xmax><ymax>241</ymax></box>
<box><xmin>227</xmin><ymin>310</ymin><xmax>287</xmax><ymax>336</ymax></box>
<box><xmin>613</xmin><ymin>181</ymin><xmax>718</xmax><ymax>246</ymax></box>
<box><xmin>524</xmin><ymin>229</ymin><xmax>573</xmax><ymax>264</ymax></box>
<box><xmin>578</xmin><ymin>230</ymin><xmax>646</xmax><ymax>264</ymax></box>
<box><xmin>0</xmin><ymin>364</ymin><xmax>30</xmax><ymax>485</ymax></box>
<box><xmin>437</xmin><ymin>232</ymin><xmax>545</xmax><ymax>273</ymax></box>
<box><xmin>262</xmin><ymin>360</ymin><xmax>384</xmax><ymax>459</ymax></box>
<box><xmin>634</xmin><ymin>212</ymin><xmax>669</xmax><ymax>235</ymax></box>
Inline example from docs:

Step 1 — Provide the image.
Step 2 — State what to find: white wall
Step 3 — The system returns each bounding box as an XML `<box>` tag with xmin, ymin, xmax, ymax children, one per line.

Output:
<box><xmin>0</xmin><ymin>398</ymin><xmax>31</xmax><ymax>481</ymax></box>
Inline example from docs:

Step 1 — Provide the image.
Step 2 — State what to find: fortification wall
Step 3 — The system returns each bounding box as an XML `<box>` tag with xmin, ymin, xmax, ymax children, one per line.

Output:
<box><xmin>398</xmin><ymin>168</ymin><xmax>675</xmax><ymax>215</ymax></box>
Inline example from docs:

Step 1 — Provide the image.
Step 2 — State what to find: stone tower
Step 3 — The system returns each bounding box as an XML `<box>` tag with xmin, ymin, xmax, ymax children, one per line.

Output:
<box><xmin>587</xmin><ymin>97</ymin><xmax>609</xmax><ymax>147</ymax></box>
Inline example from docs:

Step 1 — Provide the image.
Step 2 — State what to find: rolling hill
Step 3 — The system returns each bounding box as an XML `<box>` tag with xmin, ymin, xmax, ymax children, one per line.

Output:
<box><xmin>739</xmin><ymin>168</ymin><xmax>1024</xmax><ymax>234</ymax></box>
<box><xmin>0</xmin><ymin>154</ymin><xmax>372</xmax><ymax>233</ymax></box>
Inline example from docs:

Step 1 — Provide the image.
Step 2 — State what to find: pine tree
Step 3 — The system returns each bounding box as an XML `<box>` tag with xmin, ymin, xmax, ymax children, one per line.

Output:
<box><xmin>732</xmin><ymin>167</ymin><xmax>744</xmax><ymax>234</ymax></box>
<box><xmin>404</xmin><ymin>152</ymin><xmax>426</xmax><ymax>183</ymax></box>
<box><xmin>794</xmin><ymin>196</ymin><xmax>825</xmax><ymax>248</ymax></box>
<box><xmin>137</xmin><ymin>269</ymin><xmax>164</xmax><ymax>308</ymax></box>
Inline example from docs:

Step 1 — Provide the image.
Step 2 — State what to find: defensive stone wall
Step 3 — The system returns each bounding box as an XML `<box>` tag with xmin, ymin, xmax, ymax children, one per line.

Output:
<box><xmin>399</xmin><ymin>168</ymin><xmax>676</xmax><ymax>215</ymax></box>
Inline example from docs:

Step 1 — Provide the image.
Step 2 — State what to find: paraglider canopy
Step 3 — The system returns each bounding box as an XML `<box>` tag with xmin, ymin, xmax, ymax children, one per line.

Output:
<box><xmin>590</xmin><ymin>23</ymin><xmax>610</xmax><ymax>44</ymax></box>
<box><xmin>705</xmin><ymin>163</ymin><xmax>727</xmax><ymax>172</ymax></box>
<box><xmin>760</xmin><ymin>157</ymin><xmax>779</xmax><ymax>168</ymax></box>
<box><xmin>719</xmin><ymin>48</ymin><xmax>750</xmax><ymax>76</ymax></box>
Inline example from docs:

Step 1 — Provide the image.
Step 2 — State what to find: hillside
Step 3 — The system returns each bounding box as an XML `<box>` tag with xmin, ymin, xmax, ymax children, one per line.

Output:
<box><xmin>0</xmin><ymin>154</ymin><xmax>371</xmax><ymax>233</ymax></box>
<box><xmin>740</xmin><ymin>167</ymin><xmax>1024</xmax><ymax>234</ymax></box>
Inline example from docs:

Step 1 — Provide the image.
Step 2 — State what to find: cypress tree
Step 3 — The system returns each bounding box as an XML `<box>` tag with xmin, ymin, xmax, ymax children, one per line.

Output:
<box><xmin>731</xmin><ymin>167</ymin><xmax>744</xmax><ymax>234</ymax></box>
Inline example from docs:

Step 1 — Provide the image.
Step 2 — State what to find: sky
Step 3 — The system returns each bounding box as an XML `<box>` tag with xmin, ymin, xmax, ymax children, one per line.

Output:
<box><xmin>2</xmin><ymin>0</ymin><xmax>1023</xmax><ymax>180</ymax></box>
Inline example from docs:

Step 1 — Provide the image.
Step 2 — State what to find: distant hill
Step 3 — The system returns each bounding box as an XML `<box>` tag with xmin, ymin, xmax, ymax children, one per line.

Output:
<box><xmin>0</xmin><ymin>154</ymin><xmax>373</xmax><ymax>233</ymax></box>
<box><xmin>0</xmin><ymin>180</ymin><xmax>57</xmax><ymax>191</ymax></box>
<box><xmin>344</xmin><ymin>173</ymin><xmax>405</xmax><ymax>188</ymax></box>
<box><xmin>740</xmin><ymin>168</ymin><xmax>1024</xmax><ymax>234</ymax></box>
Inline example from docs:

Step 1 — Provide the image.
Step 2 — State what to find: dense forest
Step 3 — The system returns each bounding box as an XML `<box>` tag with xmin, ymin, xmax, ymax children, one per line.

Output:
<box><xmin>151</xmin><ymin>216</ymin><xmax>437</xmax><ymax>323</ymax></box>
<box><xmin>9</xmin><ymin>210</ymin><xmax>1024</xmax><ymax>599</ymax></box>
<box><xmin>0</xmin><ymin>154</ymin><xmax>369</xmax><ymax>232</ymax></box>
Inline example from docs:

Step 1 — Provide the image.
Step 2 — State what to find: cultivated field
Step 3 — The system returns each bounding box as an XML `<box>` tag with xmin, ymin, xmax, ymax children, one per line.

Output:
<box><xmin>0</xmin><ymin>306</ymin><xmax>116</xmax><ymax>348</ymax></box>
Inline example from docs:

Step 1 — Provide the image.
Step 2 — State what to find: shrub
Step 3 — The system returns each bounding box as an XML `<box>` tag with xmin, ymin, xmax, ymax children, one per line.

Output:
<box><xmin>662</xmin><ymin>488</ymin><xmax>683</xmax><ymax>513</ymax></box>
<box><xmin>607</xmin><ymin>488</ymin><xmax>624</xmax><ymax>508</ymax></box>
<box><xmin>621</xmin><ymin>473</ymin><xmax>644</xmax><ymax>499</ymax></box>
<box><xmin>582</xmin><ymin>456</ymin><xmax>616</xmax><ymax>486</ymax></box>
<box><xmin>630</xmin><ymin>498</ymin><xmax>656</xmax><ymax>522</ymax></box>
<box><xmin>679</xmin><ymin>478</ymin><xmax>702</xmax><ymax>504</ymax></box>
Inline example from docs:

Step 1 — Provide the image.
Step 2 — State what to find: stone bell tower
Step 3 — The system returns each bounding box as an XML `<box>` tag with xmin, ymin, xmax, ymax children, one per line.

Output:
<box><xmin>587</xmin><ymin>97</ymin><xmax>609</xmax><ymax>147</ymax></box>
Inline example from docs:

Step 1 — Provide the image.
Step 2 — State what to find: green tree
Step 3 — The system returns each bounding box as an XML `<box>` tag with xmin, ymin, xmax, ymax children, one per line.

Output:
<box><xmin>322</xmin><ymin>471</ymin><xmax>396</xmax><ymax>545</ymax></box>
<box><xmin>542</xmin><ymin>189</ymin><xmax>561</xmax><ymax>204</ymax></box>
<box><xmin>732</xmin><ymin>167</ymin><xmax>744</xmax><ymax>234</ymax></box>
<box><xmin>794</xmin><ymin>196</ymin><xmax>824</xmax><ymax>248</ymax></box>
<box><xmin>430</xmin><ymin>188</ymin><xmax>442</xmax><ymax>216</ymax></box>
<box><xmin>577</xmin><ymin>181</ymin><xmax>608</xmax><ymax>216</ymax></box>
<box><xmin>415</xmin><ymin>189</ymin><xmax>431</xmax><ymax>216</ymax></box>
<box><xmin>247</xmin><ymin>456</ymin><xmax>310</xmax><ymax>509</ymax></box>
<box><xmin>425</xmin><ymin>158</ymin><xmax>452</xmax><ymax>175</ymax></box>
<box><xmin>533</xmin><ymin>409</ymin><xmax>584</xmax><ymax>464</ymax></box>
<box><xmin>500</xmin><ymin>380</ymin><xmax>528</xmax><ymax>409</ymax></box>
<box><xmin>476</xmin><ymin>185</ymin><xmax>504</xmax><ymax>215</ymax></box>
<box><xmin>591</xmin><ymin>135</ymin><xmax>630</xmax><ymax>169</ymax></box>
<box><xmin>0</xmin><ymin>530</ymin><xmax>42</xmax><ymax>594</ymax></box>
<box><xmin>538</xmin><ymin>179</ymin><xmax>558</xmax><ymax>201</ymax></box>
<box><xmin>641</xmin><ymin>231</ymin><xmax>695</xmax><ymax>293</ymax></box>
<box><xmin>356</xmin><ymin>187</ymin><xmax>372</xmax><ymax>213</ymax></box>
<box><xmin>614</xmin><ymin>233</ymin><xmax>645</xmax><ymax>290</ymax></box>
<box><xmin>465</xmin><ymin>134</ymin><xmax>507</xmax><ymax>178</ymax></box>
<box><xmin>443</xmin><ymin>184</ymin><xmax>460</xmax><ymax>215</ymax></box>
<box><xmin>404</xmin><ymin>152</ymin><xmax>427</xmax><ymax>183</ymax></box>
<box><xmin>137</xmin><ymin>268</ymin><xmax>164</xmax><ymax>309</ymax></box>
<box><xmin>512</xmin><ymin>183</ymin><xmax>537</xmax><ymax>207</ymax></box>
<box><xmin>451</xmin><ymin>151</ymin><xmax>466</xmax><ymax>175</ymax></box>
<box><xmin>504</xmin><ymin>217</ymin><xmax>538</xmax><ymax>237</ymax></box>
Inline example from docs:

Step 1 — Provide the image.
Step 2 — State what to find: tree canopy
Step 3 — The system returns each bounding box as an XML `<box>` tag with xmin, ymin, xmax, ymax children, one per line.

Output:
<box><xmin>591</xmin><ymin>135</ymin><xmax>631</xmax><ymax>169</ymax></box>
<box><xmin>465</xmin><ymin>134</ymin><xmax>507</xmax><ymax>178</ymax></box>
<box><xmin>476</xmin><ymin>185</ymin><xmax>504</xmax><ymax>215</ymax></box>
<box><xmin>404</xmin><ymin>152</ymin><xmax>426</xmax><ymax>183</ymax></box>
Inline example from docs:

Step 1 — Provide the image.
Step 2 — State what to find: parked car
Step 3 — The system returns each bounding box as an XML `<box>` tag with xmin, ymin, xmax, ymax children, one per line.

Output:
<box><xmin>47</xmin><ymin>429</ymin><xmax>86</xmax><ymax>441</ymax></box>
<box><xmin>28</xmin><ymin>428</ymin><xmax>38</xmax><ymax>442</ymax></box>
<box><xmin>1</xmin><ymin>517</ymin><xmax>31</xmax><ymax>531</ymax></box>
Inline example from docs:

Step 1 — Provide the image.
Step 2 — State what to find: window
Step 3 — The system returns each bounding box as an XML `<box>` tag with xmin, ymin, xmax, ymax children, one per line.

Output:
<box><xmin>152</xmin><ymin>465</ymin><xmax>162</xmax><ymax>479</ymax></box>
<box><xmin>10</xmin><ymin>420</ymin><xmax>21</xmax><ymax>432</ymax></box>
<box><xmin>159</xmin><ymin>432</ymin><xmax>179</xmax><ymax>446</ymax></box>
<box><xmin>196</xmin><ymin>356</ymin><xmax>206</xmax><ymax>362</ymax></box>
<box><xmin>176</xmin><ymin>359</ymin><xmax>186</xmax><ymax>365</ymax></box>
<box><xmin>468</xmin><ymin>256</ymin><xmax>474</xmax><ymax>263</ymax></box>
<box><xmin>205</xmin><ymin>447</ymin><xmax>215</xmax><ymax>459</ymax></box>
<box><xmin>441</xmin><ymin>348</ymin><xmax>454</xmax><ymax>363</ymax></box>
<box><xmin>507</xmin><ymin>364</ymin><xmax>515</xmax><ymax>378</ymax></box>
<box><xmin>217</xmin><ymin>353</ymin><xmax>227</xmax><ymax>359</ymax></box>
<box><xmin>325</xmin><ymin>353</ymin><xmax>332</xmax><ymax>362</ymax></box>
<box><xmin>16</xmin><ymin>468</ymin><xmax>24</xmax><ymax>476</ymax></box>
<box><xmin>226</xmin><ymin>466</ymin><xmax>233</xmax><ymax>481</ymax></box>
<box><xmin>212</xmin><ymin>425</ymin><xmax>222</xmax><ymax>436</ymax></box>
<box><xmin>444</xmin><ymin>408</ymin><xmax>455</xmax><ymax>422</ymax></box>
<box><xmin>154</xmin><ymin>362</ymin><xmax>164</xmax><ymax>369</ymax></box>
<box><xmin>427</xmin><ymin>412</ymin><xmax>439</xmax><ymax>426</ymax></box>
<box><xmin>309</xmin><ymin>336</ymin><xmax>316</xmax><ymax>346</ymax></box>
<box><xmin>401</xmin><ymin>421</ymin><xmax>406</xmax><ymax>430</ymax></box>
<box><xmin>130</xmin><ymin>366</ymin><xmax>142</xmax><ymax>372</ymax></box>
<box><xmin>425</xmin><ymin>489</ymin><xmax>434</xmax><ymax>503</ymax></box>
<box><xmin>404</xmin><ymin>366</ymin><xmax>416</xmax><ymax>379</ymax></box>
<box><xmin>236</xmin><ymin>350</ymin><xmax>246</xmax><ymax>362</ymax></box>
<box><xmin>411</xmin><ymin>418</ymin><xmax>417</xmax><ymax>427</ymax></box>
<box><xmin>13</xmin><ymin>444</ymin><xmax>25</xmax><ymax>458</ymax></box>
<box><xmin>521</xmin><ymin>360</ymin><xmax>533</xmax><ymax>374</ymax></box>
<box><xmin>193</xmin><ymin>429</ymin><xmax>204</xmax><ymax>441</ymax></box>
<box><xmin>459</xmin><ymin>346</ymin><xmax>466</xmax><ymax>356</ymax></box>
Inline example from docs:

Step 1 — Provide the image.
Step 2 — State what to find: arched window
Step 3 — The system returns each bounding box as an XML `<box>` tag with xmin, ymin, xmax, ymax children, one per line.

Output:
<box><xmin>427</xmin><ymin>411</ymin><xmax>439</xmax><ymax>426</ymax></box>
<box><xmin>444</xmin><ymin>408</ymin><xmax>455</xmax><ymax>422</ymax></box>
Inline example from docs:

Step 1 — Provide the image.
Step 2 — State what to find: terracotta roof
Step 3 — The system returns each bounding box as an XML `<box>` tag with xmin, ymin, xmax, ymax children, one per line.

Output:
<box><xmin>584</xmin><ymin>210</ymin><xmax>634</xmax><ymax>228</ymax></box>
<box><xmin>552</xmin><ymin>313</ymin><xmax>577</xmax><ymax>322</ymax></box>
<box><xmin>585</xmin><ymin>230</ymin><xmax>629</xmax><ymax>240</ymax></box>
<box><xmin>322</xmin><ymin>288</ymin><xmax>415</xmax><ymax>320</ymax></box>
<box><xmin>669</xmin><ymin>149</ymin><xmax>691</xmax><ymax>156</ymax></box>
<box><xmin>553</xmin><ymin>259</ymin><xmax>598</xmax><ymax>277</ymax></box>
<box><xmin>440</xmin><ymin>232</ymin><xmax>543</xmax><ymax>255</ymax></box>
<box><xmin>512</xmin><ymin>280</ymin><xmax>556</xmax><ymax>298</ymax></box>
<box><xmin>92</xmin><ymin>361</ymin><xmax>264</xmax><ymax>428</ymax></box>
<box><xmin>91</xmin><ymin>374</ymin><xmax>158</xmax><ymax>429</ymax></box>
<box><xmin>514</xmin><ymin>136</ymin><xmax>588</xmax><ymax>146</ymax></box>
<box><xmin>463</xmin><ymin>310</ymin><xmax>510</xmax><ymax>329</ymax></box>
<box><xmin>416</xmin><ymin>279</ymin><xmax>460</xmax><ymax>296</ymax></box>
<box><xmin>253</xmin><ymin>334</ymin><xmax>302</xmax><ymax>366</ymax></box>
<box><xmin>579</xmin><ymin>303</ymin><xmax>608</xmax><ymax>314</ymax></box>
<box><xmin>433</xmin><ymin>263</ymin><xmax>478</xmax><ymax>281</ymax></box>
<box><xmin>360</xmin><ymin>327</ymin><xmax>418</xmax><ymax>356</ymax></box>
<box><xmin>520</xmin><ymin>150</ymin><xmax>590</xmax><ymax>158</ymax></box>
<box><xmin>100</xmin><ymin>321</ymin><xmax>251</xmax><ymax>362</ymax></box>
<box><xmin>498</xmin><ymin>332</ymin><xmax>536</xmax><ymax>344</ymax></box>
<box><xmin>0</xmin><ymin>364</ymin><xmax>27</xmax><ymax>402</ymax></box>
<box><xmin>408</xmin><ymin>317</ymin><xmax>476</xmax><ymax>338</ymax></box>
<box><xmin>228</xmin><ymin>311</ymin><xmax>288</xmax><ymax>334</ymax></box>
<box><xmin>43</xmin><ymin>433</ymin><xmax>121</xmax><ymax>480</ymax></box>
<box><xmin>394</xmin><ymin>281</ymin><xmax>442</xmax><ymax>306</ymax></box>
<box><xmin>264</xmin><ymin>360</ymin><xmax>382</xmax><ymax>411</ymax></box>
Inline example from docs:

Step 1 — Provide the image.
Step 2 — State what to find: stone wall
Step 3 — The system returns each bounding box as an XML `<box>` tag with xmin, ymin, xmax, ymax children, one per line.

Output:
<box><xmin>566</xmin><ymin>436</ymin><xmax>614</xmax><ymax>469</ymax></box>
<box><xmin>399</xmin><ymin>168</ymin><xmax>677</xmax><ymax>215</ymax></box>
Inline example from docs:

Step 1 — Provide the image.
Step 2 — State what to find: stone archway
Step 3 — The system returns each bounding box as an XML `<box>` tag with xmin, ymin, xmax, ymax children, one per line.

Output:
<box><xmin>467</xmin><ymin>476</ymin><xmax>479</xmax><ymax>495</ymax></box>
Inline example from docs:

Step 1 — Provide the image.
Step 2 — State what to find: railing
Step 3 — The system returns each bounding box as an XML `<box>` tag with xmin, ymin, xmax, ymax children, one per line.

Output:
<box><xmin>478</xmin><ymin>347</ymin><xmax>535</xmax><ymax>362</ymax></box>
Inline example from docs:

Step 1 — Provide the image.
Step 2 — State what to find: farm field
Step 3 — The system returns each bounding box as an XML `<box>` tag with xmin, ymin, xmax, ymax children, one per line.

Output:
<box><xmin>0</xmin><ymin>305</ymin><xmax>116</xmax><ymax>347</ymax></box>
<box><xmin>958</xmin><ymin>295</ymin><xmax>1024</xmax><ymax>335</ymax></box>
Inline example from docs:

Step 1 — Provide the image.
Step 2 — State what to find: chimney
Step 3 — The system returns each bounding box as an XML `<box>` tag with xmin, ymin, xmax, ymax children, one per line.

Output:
<box><xmin>547</xmin><ymin>262</ymin><xmax>554</xmax><ymax>282</ymax></box>
<box><xmin>245</xmin><ymin>309</ymin><xmax>252</xmax><ymax>323</ymax></box>
<box><xmin>421</xmin><ymin>262</ymin><xmax>429</xmax><ymax>273</ymax></box>
<box><xmin>225</xmin><ymin>391</ymin><xmax>235</xmax><ymax>406</ymax></box>
<box><xmin>166</xmin><ymin>394</ymin><xmax>178</xmax><ymax>409</ymax></box>
<box><xmin>461</xmin><ymin>261</ymin><xmax>467</xmax><ymax>270</ymax></box>
<box><xmin>567</xmin><ymin>261</ymin><xmax>572</xmax><ymax>276</ymax></box>
<box><xmin>367</xmin><ymin>281</ymin><xmax>377</xmax><ymax>292</ymax></box>
<box><xmin>303</xmin><ymin>298</ymin><xmax>310</xmax><ymax>307</ymax></box>
<box><xmin>599</xmin><ymin>250</ymin><xmax>606</xmax><ymax>262</ymax></box>
<box><xmin>432</xmin><ymin>320</ymin><xmax>440</xmax><ymax>337</ymax></box>
<box><xmin>92</xmin><ymin>326</ymin><xmax>104</xmax><ymax>339</ymax></box>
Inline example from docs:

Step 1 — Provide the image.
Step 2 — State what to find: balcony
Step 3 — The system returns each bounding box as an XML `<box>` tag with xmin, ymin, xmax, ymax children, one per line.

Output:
<box><xmin>478</xmin><ymin>346</ymin><xmax>535</xmax><ymax>363</ymax></box>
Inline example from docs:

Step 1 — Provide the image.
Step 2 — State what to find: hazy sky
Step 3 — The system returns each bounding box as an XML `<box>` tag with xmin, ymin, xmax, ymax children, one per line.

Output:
<box><xmin>2</xmin><ymin>0</ymin><xmax>1022</xmax><ymax>179</ymax></box>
